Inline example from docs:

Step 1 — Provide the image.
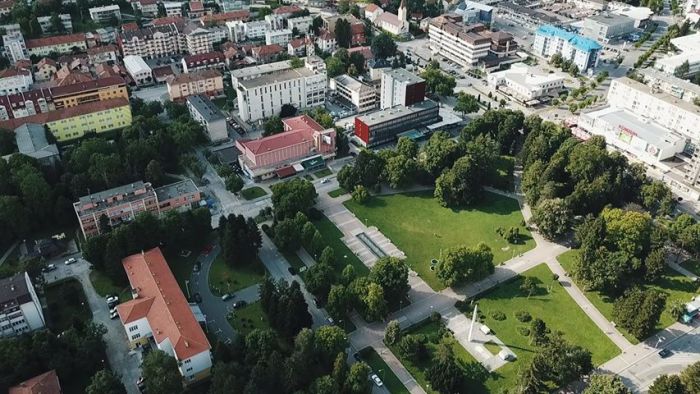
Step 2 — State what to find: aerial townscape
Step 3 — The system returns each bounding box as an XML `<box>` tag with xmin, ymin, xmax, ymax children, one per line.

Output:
<box><xmin>3</xmin><ymin>0</ymin><xmax>700</xmax><ymax>392</ymax></box>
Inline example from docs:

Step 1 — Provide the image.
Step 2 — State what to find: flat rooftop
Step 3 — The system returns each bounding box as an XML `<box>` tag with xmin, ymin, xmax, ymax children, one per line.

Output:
<box><xmin>229</xmin><ymin>59</ymin><xmax>291</xmax><ymax>80</ymax></box>
<box><xmin>670</xmin><ymin>32</ymin><xmax>700</xmax><ymax>53</ymax></box>
<box><xmin>78</xmin><ymin>181</ymin><xmax>149</xmax><ymax>205</ymax></box>
<box><xmin>357</xmin><ymin>100</ymin><xmax>438</xmax><ymax>126</ymax></box>
<box><xmin>588</xmin><ymin>106</ymin><xmax>684</xmax><ymax>149</ymax></box>
<box><xmin>239</xmin><ymin>66</ymin><xmax>316</xmax><ymax>89</ymax></box>
<box><xmin>382</xmin><ymin>68</ymin><xmax>424</xmax><ymax>84</ymax></box>
<box><xmin>638</xmin><ymin>68</ymin><xmax>700</xmax><ymax>95</ymax></box>
<box><xmin>186</xmin><ymin>94</ymin><xmax>225</xmax><ymax>122</ymax></box>
<box><xmin>586</xmin><ymin>13</ymin><xmax>635</xmax><ymax>26</ymax></box>
<box><xmin>614</xmin><ymin>77</ymin><xmax>700</xmax><ymax>116</ymax></box>
<box><xmin>154</xmin><ymin>179</ymin><xmax>200</xmax><ymax>201</ymax></box>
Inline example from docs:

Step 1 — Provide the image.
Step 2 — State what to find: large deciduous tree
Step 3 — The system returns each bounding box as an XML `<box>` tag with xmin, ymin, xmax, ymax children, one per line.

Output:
<box><xmin>370</xmin><ymin>32</ymin><xmax>397</xmax><ymax>59</ymax></box>
<box><xmin>435</xmin><ymin>243</ymin><xmax>494</xmax><ymax>287</ymax></box>
<box><xmin>531</xmin><ymin>198</ymin><xmax>572</xmax><ymax>240</ymax></box>
<box><xmin>369</xmin><ymin>257</ymin><xmax>409</xmax><ymax>307</ymax></box>
<box><xmin>141</xmin><ymin>351</ymin><xmax>182</xmax><ymax>394</ymax></box>
<box><xmin>271</xmin><ymin>178</ymin><xmax>318</xmax><ymax>219</ymax></box>
<box><xmin>613</xmin><ymin>287</ymin><xmax>666</xmax><ymax>340</ymax></box>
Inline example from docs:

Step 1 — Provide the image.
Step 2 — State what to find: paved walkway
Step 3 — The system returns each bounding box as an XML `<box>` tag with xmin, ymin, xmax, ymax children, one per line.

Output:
<box><xmin>667</xmin><ymin>260</ymin><xmax>698</xmax><ymax>281</ymax></box>
<box><xmin>0</xmin><ymin>241</ymin><xmax>18</xmax><ymax>266</ymax></box>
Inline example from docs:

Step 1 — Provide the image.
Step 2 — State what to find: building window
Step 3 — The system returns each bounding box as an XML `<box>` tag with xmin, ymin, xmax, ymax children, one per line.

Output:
<box><xmin>131</xmin><ymin>333</ymin><xmax>141</xmax><ymax>340</ymax></box>
<box><xmin>129</xmin><ymin>325</ymin><xmax>138</xmax><ymax>332</ymax></box>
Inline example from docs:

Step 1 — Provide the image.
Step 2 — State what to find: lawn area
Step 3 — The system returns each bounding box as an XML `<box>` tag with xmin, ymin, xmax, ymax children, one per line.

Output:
<box><xmin>387</xmin><ymin>319</ymin><xmax>486</xmax><ymax>394</ymax></box>
<box><xmin>167</xmin><ymin>251</ymin><xmax>199</xmax><ymax>296</ymax></box>
<box><xmin>474</xmin><ymin>263</ymin><xmax>620</xmax><ymax>391</ymax></box>
<box><xmin>240</xmin><ymin>186</ymin><xmax>268</xmax><ymax>200</ymax></box>
<box><xmin>227</xmin><ymin>301</ymin><xmax>269</xmax><ymax>337</ymax></box>
<box><xmin>89</xmin><ymin>271</ymin><xmax>130</xmax><ymax>302</ymax></box>
<box><xmin>312</xmin><ymin>214</ymin><xmax>369</xmax><ymax>276</ymax></box>
<box><xmin>314</xmin><ymin>167</ymin><xmax>333</xmax><ymax>178</ymax></box>
<box><xmin>45</xmin><ymin>278</ymin><xmax>92</xmax><ymax>333</ymax></box>
<box><xmin>344</xmin><ymin>191</ymin><xmax>535</xmax><ymax>290</ymax></box>
<box><xmin>359</xmin><ymin>347</ymin><xmax>410</xmax><ymax>394</ymax></box>
<box><xmin>328</xmin><ymin>188</ymin><xmax>347</xmax><ymax>198</ymax></box>
<box><xmin>558</xmin><ymin>250</ymin><xmax>698</xmax><ymax>343</ymax></box>
<box><xmin>208</xmin><ymin>255</ymin><xmax>266</xmax><ymax>296</ymax></box>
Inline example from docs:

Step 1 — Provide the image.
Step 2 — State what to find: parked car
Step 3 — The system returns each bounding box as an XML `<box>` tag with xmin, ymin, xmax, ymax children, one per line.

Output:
<box><xmin>321</xmin><ymin>178</ymin><xmax>330</xmax><ymax>184</ymax></box>
<box><xmin>658</xmin><ymin>349</ymin><xmax>672</xmax><ymax>358</ymax></box>
<box><xmin>42</xmin><ymin>264</ymin><xmax>57</xmax><ymax>273</ymax></box>
<box><xmin>110</xmin><ymin>310</ymin><xmax>119</xmax><ymax>319</ymax></box>
<box><xmin>106</xmin><ymin>295</ymin><xmax>119</xmax><ymax>304</ymax></box>
<box><xmin>353</xmin><ymin>352</ymin><xmax>361</xmax><ymax>361</ymax></box>
<box><xmin>193</xmin><ymin>261</ymin><xmax>201</xmax><ymax>272</ymax></box>
<box><xmin>370</xmin><ymin>374</ymin><xmax>383</xmax><ymax>387</ymax></box>
<box><xmin>64</xmin><ymin>258</ymin><xmax>77</xmax><ymax>265</ymax></box>
<box><xmin>136</xmin><ymin>376</ymin><xmax>146</xmax><ymax>392</ymax></box>
<box><xmin>221</xmin><ymin>293</ymin><xmax>233</xmax><ymax>301</ymax></box>
<box><xmin>233</xmin><ymin>300</ymin><xmax>247</xmax><ymax>309</ymax></box>
<box><xmin>193</xmin><ymin>293</ymin><xmax>202</xmax><ymax>303</ymax></box>
<box><xmin>108</xmin><ymin>300</ymin><xmax>118</xmax><ymax>309</ymax></box>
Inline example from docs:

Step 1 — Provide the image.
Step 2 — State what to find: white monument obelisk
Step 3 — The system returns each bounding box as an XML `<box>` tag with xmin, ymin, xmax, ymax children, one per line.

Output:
<box><xmin>468</xmin><ymin>304</ymin><xmax>478</xmax><ymax>342</ymax></box>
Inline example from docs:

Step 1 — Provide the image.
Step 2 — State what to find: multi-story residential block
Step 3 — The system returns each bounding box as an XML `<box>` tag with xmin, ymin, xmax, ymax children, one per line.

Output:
<box><xmin>131</xmin><ymin>0</ymin><xmax>159</xmax><ymax>16</ymax></box>
<box><xmin>487</xmin><ymin>63</ymin><xmax>565</xmax><ymax>103</ymax></box>
<box><xmin>74</xmin><ymin>179</ymin><xmax>201</xmax><ymax>237</ymax></box>
<box><xmin>380</xmin><ymin>68</ymin><xmax>426</xmax><ymax>109</ymax></box>
<box><xmin>236</xmin><ymin>114</ymin><xmax>336</xmax><ymax>179</ymax></box>
<box><xmin>265</xmin><ymin>29</ymin><xmax>292</xmax><ymax>46</ymax></box>
<box><xmin>36</xmin><ymin>14</ymin><xmax>73</xmax><ymax>34</ymax></box>
<box><xmin>265</xmin><ymin>14</ymin><xmax>286</xmax><ymax>30</ymax></box>
<box><xmin>272</xmin><ymin>5</ymin><xmax>303</xmax><ymax>18</ymax></box>
<box><xmin>316</xmin><ymin>29</ymin><xmax>336</xmax><ymax>53</ymax></box>
<box><xmin>188</xmin><ymin>0</ymin><xmax>207</xmax><ymax>18</ymax></box>
<box><xmin>236</xmin><ymin>61</ymin><xmax>326</xmax><ymax>121</ymax></box>
<box><xmin>287</xmin><ymin>15</ymin><xmax>313</xmax><ymax>34</ymax></box>
<box><xmin>26</xmin><ymin>33</ymin><xmax>87</xmax><ymax>57</ymax></box>
<box><xmin>226</xmin><ymin>20</ymin><xmax>270</xmax><ymax>42</ymax></box>
<box><xmin>182</xmin><ymin>51</ymin><xmax>225</xmax><ymax>72</ymax></box>
<box><xmin>200</xmin><ymin>10</ymin><xmax>250</xmax><ymax>26</ymax></box>
<box><xmin>163</xmin><ymin>1</ymin><xmax>184</xmax><ymax>17</ymax></box>
<box><xmin>166</xmin><ymin>69</ymin><xmax>224</xmax><ymax>101</ymax></box>
<box><xmin>3</xmin><ymin>32</ymin><xmax>28</xmax><ymax>64</ymax></box>
<box><xmin>655</xmin><ymin>32</ymin><xmax>700</xmax><ymax>78</ymax></box>
<box><xmin>89</xmin><ymin>4</ymin><xmax>122</xmax><ymax>23</ymax></box>
<box><xmin>117</xmin><ymin>248</ymin><xmax>212</xmax><ymax>384</ymax></box>
<box><xmin>251</xmin><ymin>44</ymin><xmax>284</xmax><ymax>63</ymax></box>
<box><xmin>331</xmin><ymin>74</ymin><xmax>377</xmax><ymax>113</ymax></box>
<box><xmin>185</xmin><ymin>26</ymin><xmax>214</xmax><ymax>55</ymax></box>
<box><xmin>355</xmin><ymin>100</ymin><xmax>440</xmax><ymax>147</ymax></box>
<box><xmin>87</xmin><ymin>44</ymin><xmax>119</xmax><ymax>64</ymax></box>
<box><xmin>186</xmin><ymin>94</ymin><xmax>227</xmax><ymax>141</ymax></box>
<box><xmin>94</xmin><ymin>27</ymin><xmax>118</xmax><ymax>43</ymax></box>
<box><xmin>118</xmin><ymin>24</ymin><xmax>182</xmax><ymax>59</ymax></box>
<box><xmin>124</xmin><ymin>55</ymin><xmax>153</xmax><ymax>85</ymax></box>
<box><xmin>0</xmin><ymin>76</ymin><xmax>128</xmax><ymax>120</ymax></box>
<box><xmin>0</xmin><ymin>67</ymin><xmax>32</xmax><ymax>96</ymax></box>
<box><xmin>0</xmin><ymin>0</ymin><xmax>12</xmax><ymax>16</ymax></box>
<box><xmin>428</xmin><ymin>15</ymin><xmax>492</xmax><ymax>67</ymax></box>
<box><xmin>638</xmin><ymin>68</ymin><xmax>700</xmax><ymax>104</ymax></box>
<box><xmin>34</xmin><ymin>57</ymin><xmax>57</xmax><ymax>82</ymax></box>
<box><xmin>14</xmin><ymin>123</ymin><xmax>61</xmax><ymax>167</ymax></box>
<box><xmin>582</xmin><ymin>13</ymin><xmax>636</xmax><ymax>42</ymax></box>
<box><xmin>207</xmin><ymin>25</ymin><xmax>228</xmax><ymax>45</ymax></box>
<box><xmin>576</xmin><ymin>77</ymin><xmax>700</xmax><ymax>200</ymax></box>
<box><xmin>0</xmin><ymin>273</ymin><xmax>45</xmax><ymax>338</ymax></box>
<box><xmin>0</xmin><ymin>97</ymin><xmax>132</xmax><ymax>141</ymax></box>
<box><xmin>229</xmin><ymin>59</ymin><xmax>293</xmax><ymax>87</ymax></box>
<box><xmin>533</xmin><ymin>25</ymin><xmax>601</xmax><ymax>72</ymax></box>
<box><xmin>9</xmin><ymin>370</ymin><xmax>61</xmax><ymax>394</ymax></box>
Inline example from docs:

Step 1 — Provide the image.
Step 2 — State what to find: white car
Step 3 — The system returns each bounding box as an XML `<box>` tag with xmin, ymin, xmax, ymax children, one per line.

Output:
<box><xmin>106</xmin><ymin>296</ymin><xmax>119</xmax><ymax>304</ymax></box>
<box><xmin>64</xmin><ymin>257</ymin><xmax>77</xmax><ymax>265</ymax></box>
<box><xmin>110</xmin><ymin>310</ymin><xmax>119</xmax><ymax>319</ymax></box>
<box><xmin>370</xmin><ymin>373</ymin><xmax>383</xmax><ymax>387</ymax></box>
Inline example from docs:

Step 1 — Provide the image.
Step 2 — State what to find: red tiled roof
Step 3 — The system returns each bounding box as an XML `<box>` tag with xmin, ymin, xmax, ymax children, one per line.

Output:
<box><xmin>273</xmin><ymin>5</ymin><xmax>302</xmax><ymax>14</ymax></box>
<box><xmin>87</xmin><ymin>44</ymin><xmax>117</xmax><ymax>55</ymax></box>
<box><xmin>200</xmin><ymin>10</ymin><xmax>250</xmax><ymax>25</ymax></box>
<box><xmin>122</xmin><ymin>22</ymin><xmax>139</xmax><ymax>31</ymax></box>
<box><xmin>348</xmin><ymin>46</ymin><xmax>373</xmax><ymax>60</ymax></box>
<box><xmin>37</xmin><ymin>57</ymin><xmax>57</xmax><ymax>68</ymax></box>
<box><xmin>152</xmin><ymin>16</ymin><xmax>186</xmax><ymax>31</ymax></box>
<box><xmin>351</xmin><ymin>22</ymin><xmax>365</xmax><ymax>33</ymax></box>
<box><xmin>51</xmin><ymin>76</ymin><xmax>126</xmax><ymax>97</ymax></box>
<box><xmin>283</xmin><ymin>114</ymin><xmax>324</xmax><ymax>132</ymax></box>
<box><xmin>54</xmin><ymin>71</ymin><xmax>93</xmax><ymax>87</ymax></box>
<box><xmin>117</xmin><ymin>248</ymin><xmax>211</xmax><ymax>361</ymax></box>
<box><xmin>152</xmin><ymin>66</ymin><xmax>175</xmax><ymax>78</ymax></box>
<box><xmin>0</xmin><ymin>0</ymin><xmax>14</xmax><ymax>10</ymax></box>
<box><xmin>288</xmin><ymin>38</ymin><xmax>305</xmax><ymax>48</ymax></box>
<box><xmin>275</xmin><ymin>166</ymin><xmax>296</xmax><ymax>178</ymax></box>
<box><xmin>252</xmin><ymin>44</ymin><xmax>283</xmax><ymax>57</ymax></box>
<box><xmin>0</xmin><ymin>97</ymin><xmax>129</xmax><ymax>130</ymax></box>
<box><xmin>365</xmin><ymin>4</ymin><xmax>380</xmax><ymax>12</ymax></box>
<box><xmin>319</xmin><ymin>29</ymin><xmax>335</xmax><ymax>40</ymax></box>
<box><xmin>239</xmin><ymin>115</ymin><xmax>324</xmax><ymax>154</ymax></box>
<box><xmin>9</xmin><ymin>370</ymin><xmax>61</xmax><ymax>394</ymax></box>
<box><xmin>26</xmin><ymin>33</ymin><xmax>86</xmax><ymax>49</ymax></box>
<box><xmin>183</xmin><ymin>51</ymin><xmax>224</xmax><ymax>66</ymax></box>
<box><xmin>189</xmin><ymin>0</ymin><xmax>204</xmax><ymax>11</ymax></box>
<box><xmin>0</xmin><ymin>68</ymin><xmax>30</xmax><ymax>78</ymax></box>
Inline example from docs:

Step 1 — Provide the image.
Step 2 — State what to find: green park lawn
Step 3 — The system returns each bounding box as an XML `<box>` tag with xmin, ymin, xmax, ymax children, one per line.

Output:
<box><xmin>344</xmin><ymin>191</ymin><xmax>535</xmax><ymax>290</ymax></box>
<box><xmin>314</xmin><ymin>168</ymin><xmax>333</xmax><ymax>178</ymax></box>
<box><xmin>208</xmin><ymin>255</ymin><xmax>266</xmax><ymax>296</ymax></box>
<box><xmin>328</xmin><ymin>188</ymin><xmax>347</xmax><ymax>198</ymax></box>
<box><xmin>240</xmin><ymin>186</ymin><xmax>268</xmax><ymax>200</ymax></box>
<box><xmin>312</xmin><ymin>214</ymin><xmax>369</xmax><ymax>276</ymax></box>
<box><xmin>359</xmin><ymin>347</ymin><xmax>410</xmax><ymax>394</ymax></box>
<box><xmin>558</xmin><ymin>250</ymin><xmax>698</xmax><ymax>344</ymax></box>
<box><xmin>89</xmin><ymin>271</ymin><xmax>130</xmax><ymax>302</ymax></box>
<box><xmin>45</xmin><ymin>278</ymin><xmax>92</xmax><ymax>332</ymax></box>
<box><xmin>475</xmin><ymin>263</ymin><xmax>620</xmax><ymax>391</ymax></box>
<box><xmin>388</xmin><ymin>319</ymin><xmax>486</xmax><ymax>394</ymax></box>
<box><xmin>167</xmin><ymin>252</ymin><xmax>199</xmax><ymax>296</ymax></box>
<box><xmin>227</xmin><ymin>301</ymin><xmax>270</xmax><ymax>337</ymax></box>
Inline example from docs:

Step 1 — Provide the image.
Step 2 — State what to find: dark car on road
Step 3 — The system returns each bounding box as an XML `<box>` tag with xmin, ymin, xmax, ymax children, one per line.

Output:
<box><xmin>192</xmin><ymin>293</ymin><xmax>202</xmax><ymax>303</ymax></box>
<box><xmin>658</xmin><ymin>349</ymin><xmax>672</xmax><ymax>358</ymax></box>
<box><xmin>233</xmin><ymin>300</ymin><xmax>247</xmax><ymax>309</ymax></box>
<box><xmin>193</xmin><ymin>261</ymin><xmax>201</xmax><ymax>273</ymax></box>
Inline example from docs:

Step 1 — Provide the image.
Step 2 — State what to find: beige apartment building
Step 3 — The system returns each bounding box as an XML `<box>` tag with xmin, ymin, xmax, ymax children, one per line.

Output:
<box><xmin>166</xmin><ymin>69</ymin><xmax>224</xmax><ymax>101</ymax></box>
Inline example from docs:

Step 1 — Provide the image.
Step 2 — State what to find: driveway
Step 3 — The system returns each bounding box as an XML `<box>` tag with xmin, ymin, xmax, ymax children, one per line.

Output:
<box><xmin>43</xmin><ymin>254</ymin><xmax>142</xmax><ymax>394</ymax></box>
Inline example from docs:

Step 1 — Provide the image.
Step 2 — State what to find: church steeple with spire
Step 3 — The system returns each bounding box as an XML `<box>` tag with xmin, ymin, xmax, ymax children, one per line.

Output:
<box><xmin>397</xmin><ymin>0</ymin><xmax>408</xmax><ymax>25</ymax></box>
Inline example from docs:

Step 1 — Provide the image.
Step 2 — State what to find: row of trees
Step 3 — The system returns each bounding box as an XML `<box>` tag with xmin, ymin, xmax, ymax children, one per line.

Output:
<box><xmin>83</xmin><ymin>208</ymin><xmax>212</xmax><ymax>285</ymax></box>
<box><xmin>259</xmin><ymin>278</ymin><xmax>313</xmax><ymax>338</ymax></box>
<box><xmin>582</xmin><ymin>360</ymin><xmax>700</xmax><ymax>393</ymax></box>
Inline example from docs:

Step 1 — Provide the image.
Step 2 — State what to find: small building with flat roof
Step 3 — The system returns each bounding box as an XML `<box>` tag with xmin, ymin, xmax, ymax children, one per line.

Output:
<box><xmin>13</xmin><ymin>123</ymin><xmax>60</xmax><ymax>167</ymax></box>
<box><xmin>354</xmin><ymin>100</ymin><xmax>440</xmax><ymax>147</ymax></box>
<box><xmin>186</xmin><ymin>95</ymin><xmax>227</xmax><ymax>142</ymax></box>
<box><xmin>582</xmin><ymin>13</ymin><xmax>636</xmax><ymax>42</ymax></box>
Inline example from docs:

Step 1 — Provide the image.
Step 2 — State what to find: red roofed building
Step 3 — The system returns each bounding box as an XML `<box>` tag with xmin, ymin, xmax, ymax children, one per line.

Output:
<box><xmin>26</xmin><ymin>33</ymin><xmax>87</xmax><ymax>57</ymax></box>
<box><xmin>117</xmin><ymin>248</ymin><xmax>212</xmax><ymax>384</ymax></box>
<box><xmin>188</xmin><ymin>1</ymin><xmax>206</xmax><ymax>18</ymax></box>
<box><xmin>251</xmin><ymin>44</ymin><xmax>284</xmax><ymax>63</ymax></box>
<box><xmin>199</xmin><ymin>10</ymin><xmax>249</xmax><ymax>26</ymax></box>
<box><xmin>273</xmin><ymin>5</ymin><xmax>303</xmax><ymax>17</ymax></box>
<box><xmin>152</xmin><ymin>16</ymin><xmax>186</xmax><ymax>31</ymax></box>
<box><xmin>350</xmin><ymin>20</ymin><xmax>366</xmax><ymax>46</ymax></box>
<box><xmin>9</xmin><ymin>370</ymin><xmax>61</xmax><ymax>394</ymax></box>
<box><xmin>181</xmin><ymin>51</ymin><xmax>225</xmax><ymax>73</ymax></box>
<box><xmin>236</xmin><ymin>114</ymin><xmax>336</xmax><ymax>180</ymax></box>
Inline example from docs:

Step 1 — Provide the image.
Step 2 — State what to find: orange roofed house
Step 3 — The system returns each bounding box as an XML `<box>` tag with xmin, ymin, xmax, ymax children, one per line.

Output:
<box><xmin>9</xmin><ymin>370</ymin><xmax>61</xmax><ymax>394</ymax></box>
<box><xmin>236</xmin><ymin>114</ymin><xmax>336</xmax><ymax>180</ymax></box>
<box><xmin>117</xmin><ymin>248</ymin><xmax>212</xmax><ymax>385</ymax></box>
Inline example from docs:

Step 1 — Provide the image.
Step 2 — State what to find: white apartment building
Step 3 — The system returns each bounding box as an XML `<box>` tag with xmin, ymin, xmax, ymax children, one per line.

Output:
<box><xmin>226</xmin><ymin>20</ymin><xmax>270</xmax><ymax>42</ymax></box>
<box><xmin>230</xmin><ymin>59</ymin><xmax>293</xmax><ymax>87</ymax></box>
<box><xmin>186</xmin><ymin>94</ymin><xmax>228</xmax><ymax>141</ymax></box>
<box><xmin>3</xmin><ymin>32</ymin><xmax>28</xmax><ymax>64</ymax></box>
<box><xmin>533</xmin><ymin>24</ymin><xmax>602</xmax><ymax>71</ymax></box>
<box><xmin>185</xmin><ymin>27</ymin><xmax>214</xmax><ymax>55</ymax></box>
<box><xmin>287</xmin><ymin>15</ymin><xmax>313</xmax><ymax>34</ymax></box>
<box><xmin>36</xmin><ymin>14</ymin><xmax>73</xmax><ymax>34</ymax></box>
<box><xmin>265</xmin><ymin>29</ymin><xmax>292</xmax><ymax>46</ymax></box>
<box><xmin>163</xmin><ymin>1</ymin><xmax>184</xmax><ymax>16</ymax></box>
<box><xmin>237</xmin><ymin>61</ymin><xmax>326</xmax><ymax>121</ymax></box>
<box><xmin>0</xmin><ymin>67</ymin><xmax>32</xmax><ymax>96</ymax></box>
<box><xmin>119</xmin><ymin>24</ymin><xmax>182</xmax><ymax>59</ymax></box>
<box><xmin>638</xmin><ymin>68</ymin><xmax>700</xmax><ymax>104</ymax></box>
<box><xmin>487</xmin><ymin>63</ymin><xmax>565</xmax><ymax>102</ymax></box>
<box><xmin>582</xmin><ymin>77</ymin><xmax>700</xmax><ymax>199</ymax></box>
<box><xmin>117</xmin><ymin>248</ymin><xmax>212</xmax><ymax>384</ymax></box>
<box><xmin>428</xmin><ymin>15</ymin><xmax>491</xmax><ymax>67</ymax></box>
<box><xmin>655</xmin><ymin>32</ymin><xmax>700</xmax><ymax>78</ymax></box>
<box><xmin>380</xmin><ymin>68</ymin><xmax>426</xmax><ymax>109</ymax></box>
<box><xmin>124</xmin><ymin>55</ymin><xmax>153</xmax><ymax>86</ymax></box>
<box><xmin>89</xmin><ymin>5</ymin><xmax>122</xmax><ymax>23</ymax></box>
<box><xmin>265</xmin><ymin>14</ymin><xmax>286</xmax><ymax>30</ymax></box>
<box><xmin>0</xmin><ymin>273</ymin><xmax>45</xmax><ymax>338</ymax></box>
<box><xmin>331</xmin><ymin>74</ymin><xmax>377</xmax><ymax>113</ymax></box>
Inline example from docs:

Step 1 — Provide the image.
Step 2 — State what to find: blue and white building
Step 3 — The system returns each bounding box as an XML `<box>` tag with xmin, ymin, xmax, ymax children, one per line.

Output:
<box><xmin>533</xmin><ymin>25</ymin><xmax>601</xmax><ymax>72</ymax></box>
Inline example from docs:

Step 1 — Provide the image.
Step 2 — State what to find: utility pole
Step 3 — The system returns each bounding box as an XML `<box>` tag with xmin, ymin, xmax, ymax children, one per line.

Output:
<box><xmin>468</xmin><ymin>304</ymin><xmax>478</xmax><ymax>342</ymax></box>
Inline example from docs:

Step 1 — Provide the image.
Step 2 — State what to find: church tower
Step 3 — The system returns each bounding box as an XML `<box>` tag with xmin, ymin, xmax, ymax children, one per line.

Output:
<box><xmin>398</xmin><ymin>0</ymin><xmax>408</xmax><ymax>24</ymax></box>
